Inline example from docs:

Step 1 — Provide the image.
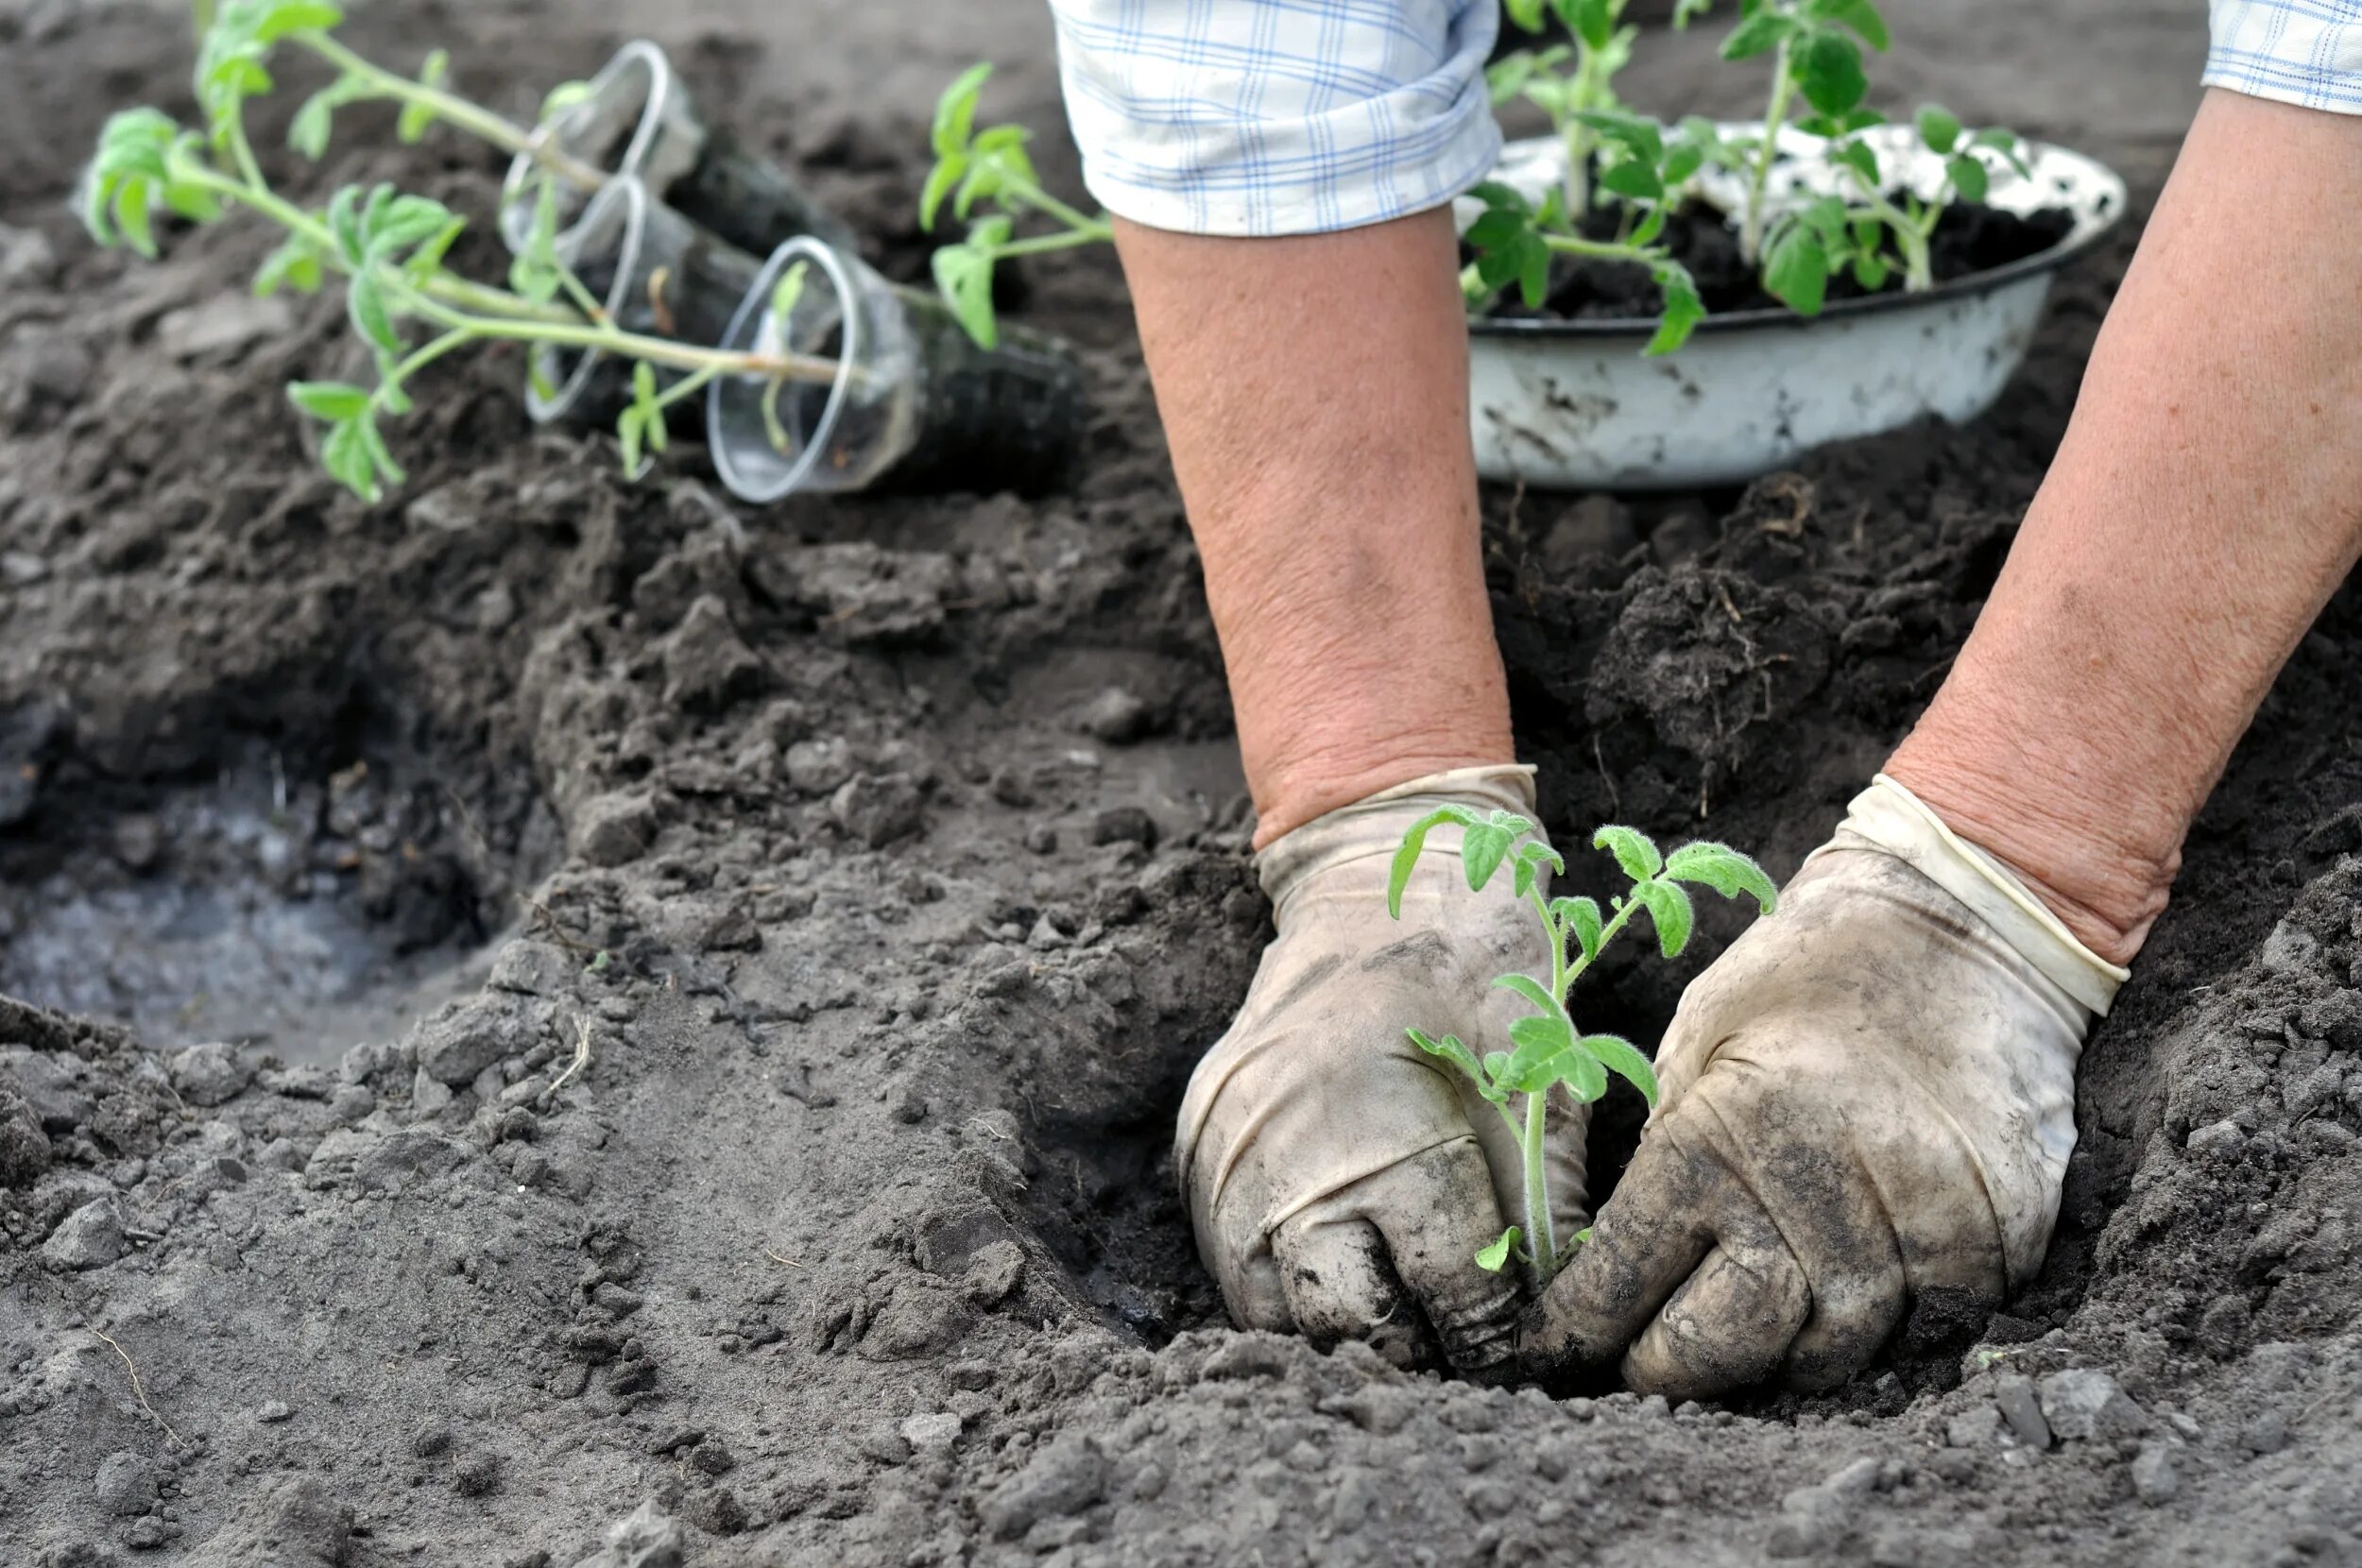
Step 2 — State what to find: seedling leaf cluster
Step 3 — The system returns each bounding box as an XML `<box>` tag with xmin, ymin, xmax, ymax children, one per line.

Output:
<box><xmin>924</xmin><ymin>0</ymin><xmax>2031</xmax><ymax>350</ymax></box>
<box><xmin>1387</xmin><ymin>810</ymin><xmax>1775</xmax><ymax>1281</ymax></box>
<box><xmin>81</xmin><ymin>0</ymin><xmax>839</xmax><ymax>502</ymax></box>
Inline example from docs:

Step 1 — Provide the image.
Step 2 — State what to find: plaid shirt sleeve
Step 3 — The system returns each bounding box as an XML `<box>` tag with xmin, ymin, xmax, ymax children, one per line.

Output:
<box><xmin>1045</xmin><ymin>0</ymin><xmax>1503</xmax><ymax>236</ymax></box>
<box><xmin>2204</xmin><ymin>0</ymin><xmax>2362</xmax><ymax>112</ymax></box>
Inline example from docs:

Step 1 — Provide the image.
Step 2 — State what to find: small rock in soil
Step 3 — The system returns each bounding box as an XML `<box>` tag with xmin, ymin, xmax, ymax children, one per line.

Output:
<box><xmin>0</xmin><ymin>1088</ymin><xmax>49</xmax><ymax>1185</ymax></box>
<box><xmin>94</xmin><ymin>1451</ymin><xmax>159</xmax><ymax>1515</ymax></box>
<box><xmin>830</xmin><ymin>773</ymin><xmax>925</xmax><ymax>848</ymax></box>
<box><xmin>785</xmin><ymin>737</ymin><xmax>856</xmax><ymax>794</ymax></box>
<box><xmin>43</xmin><ymin>1199</ymin><xmax>126</xmax><ymax>1270</ymax></box>
<box><xmin>2260</xmin><ymin>919</ymin><xmax>2322</xmax><ymax>975</ymax></box>
<box><xmin>0</xmin><ymin>222</ymin><xmax>58</xmax><ymax>284</ymax></box>
<box><xmin>1994</xmin><ymin>1372</ymin><xmax>2051</xmax><ymax>1449</ymax></box>
<box><xmin>2038</xmin><ymin>1368</ymin><xmax>2148</xmax><ymax>1441</ymax></box>
<box><xmin>573</xmin><ymin>792</ymin><xmax>660</xmax><ymax>868</ymax></box>
<box><xmin>982</xmin><ymin>1433</ymin><xmax>1107</xmax><ymax>1540</ymax></box>
<box><xmin>168</xmin><ymin>1041</ymin><xmax>250</xmax><ymax>1106</ymax></box>
<box><xmin>1944</xmin><ymin>1406</ymin><xmax>2004</xmax><ymax>1447</ymax></box>
<box><xmin>156</xmin><ymin>296</ymin><xmax>294</xmax><ymax>362</ymax></box>
<box><xmin>2130</xmin><ymin>1442</ymin><xmax>2180</xmax><ymax>1504</ymax></box>
<box><xmin>2239</xmin><ymin>1410</ymin><xmax>2291</xmax><ymax>1455</ymax></box>
<box><xmin>569</xmin><ymin>1498</ymin><xmax>686</xmax><ymax>1568</ymax></box>
<box><xmin>900</xmin><ymin>1411</ymin><xmax>962</xmax><ymax>1453</ymax></box>
<box><xmin>454</xmin><ymin>1452</ymin><xmax>502</xmax><ymax>1496</ymax></box>
<box><xmin>1090</xmin><ymin>806</ymin><xmax>1157</xmax><ymax>848</ymax></box>
<box><xmin>660</xmin><ymin>596</ymin><xmax>766</xmax><ymax>710</ymax></box>
<box><xmin>1073</xmin><ymin>687</ymin><xmax>1153</xmax><ymax>743</ymax></box>
<box><xmin>254</xmin><ymin>1399</ymin><xmax>293</xmax><ymax>1423</ymax></box>
<box><xmin>2186</xmin><ymin>1119</ymin><xmax>2245</xmax><ymax>1157</ymax></box>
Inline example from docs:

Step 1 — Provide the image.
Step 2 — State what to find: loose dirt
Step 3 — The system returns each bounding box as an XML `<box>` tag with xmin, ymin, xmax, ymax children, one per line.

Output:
<box><xmin>3</xmin><ymin>1</ymin><xmax>2356</xmax><ymax>1565</ymax></box>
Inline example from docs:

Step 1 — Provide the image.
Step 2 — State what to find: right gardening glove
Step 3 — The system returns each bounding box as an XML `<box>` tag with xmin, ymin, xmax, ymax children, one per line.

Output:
<box><xmin>1520</xmin><ymin>775</ymin><xmax>2129</xmax><ymax>1398</ymax></box>
<box><xmin>1177</xmin><ymin>765</ymin><xmax>1587</xmax><ymax>1373</ymax></box>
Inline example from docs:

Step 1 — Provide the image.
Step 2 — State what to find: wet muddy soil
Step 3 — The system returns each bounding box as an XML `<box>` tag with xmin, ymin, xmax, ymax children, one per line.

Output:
<box><xmin>3</xmin><ymin>1</ymin><xmax>2358</xmax><ymax>1565</ymax></box>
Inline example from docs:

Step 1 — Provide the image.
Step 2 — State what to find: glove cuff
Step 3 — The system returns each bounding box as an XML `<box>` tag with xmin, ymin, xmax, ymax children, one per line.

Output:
<box><xmin>1821</xmin><ymin>775</ymin><xmax>2130</xmax><ymax>1017</ymax></box>
<box><xmin>1254</xmin><ymin>764</ymin><xmax>1541</xmax><ymax>907</ymax></box>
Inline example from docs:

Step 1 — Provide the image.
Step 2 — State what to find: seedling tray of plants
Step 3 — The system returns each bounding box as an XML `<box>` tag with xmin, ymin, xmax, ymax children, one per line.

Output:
<box><xmin>1463</xmin><ymin>121</ymin><xmax>2125</xmax><ymax>488</ymax></box>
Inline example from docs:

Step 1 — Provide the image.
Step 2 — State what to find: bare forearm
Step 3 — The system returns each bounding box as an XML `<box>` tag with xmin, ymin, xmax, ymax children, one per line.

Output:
<box><xmin>1890</xmin><ymin>90</ymin><xmax>2362</xmax><ymax>963</ymax></box>
<box><xmin>1114</xmin><ymin>210</ymin><xmax>1513</xmax><ymax>845</ymax></box>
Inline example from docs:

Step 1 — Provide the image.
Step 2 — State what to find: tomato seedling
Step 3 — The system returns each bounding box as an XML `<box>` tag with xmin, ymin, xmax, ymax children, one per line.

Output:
<box><xmin>1386</xmin><ymin>810</ymin><xmax>1775</xmax><ymax>1282</ymax></box>
<box><xmin>79</xmin><ymin>0</ymin><xmax>841</xmax><ymax>503</ymax></box>
<box><xmin>1489</xmin><ymin>0</ymin><xmax>1640</xmax><ymax>222</ymax></box>
<box><xmin>919</xmin><ymin>64</ymin><xmax>1113</xmax><ymax>349</ymax></box>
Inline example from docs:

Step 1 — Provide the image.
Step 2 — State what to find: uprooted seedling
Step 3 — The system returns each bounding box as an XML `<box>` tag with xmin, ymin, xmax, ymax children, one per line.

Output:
<box><xmin>1386</xmin><ymin>810</ymin><xmax>1775</xmax><ymax>1283</ymax></box>
<box><xmin>79</xmin><ymin>0</ymin><xmax>841</xmax><ymax>501</ymax></box>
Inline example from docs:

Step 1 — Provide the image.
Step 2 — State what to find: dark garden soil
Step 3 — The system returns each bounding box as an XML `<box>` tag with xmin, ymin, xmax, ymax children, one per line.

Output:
<box><xmin>3</xmin><ymin>1</ymin><xmax>2359</xmax><ymax>1565</ymax></box>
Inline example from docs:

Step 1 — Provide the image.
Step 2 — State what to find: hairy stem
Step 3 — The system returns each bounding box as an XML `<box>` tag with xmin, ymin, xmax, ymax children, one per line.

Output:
<box><xmin>1004</xmin><ymin>181</ymin><xmax>1112</xmax><ymax>240</ymax></box>
<box><xmin>1522</xmin><ymin>1090</ymin><xmax>1557</xmax><ymax>1283</ymax></box>
<box><xmin>1541</xmin><ymin>232</ymin><xmax>1663</xmax><ymax>264</ymax></box>
<box><xmin>1740</xmin><ymin>41</ymin><xmax>1796</xmax><ymax>266</ymax></box>
<box><xmin>297</xmin><ymin>31</ymin><xmax>608</xmax><ymax>189</ymax></box>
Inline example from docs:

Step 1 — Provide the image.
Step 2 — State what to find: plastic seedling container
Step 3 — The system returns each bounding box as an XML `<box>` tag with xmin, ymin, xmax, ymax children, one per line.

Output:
<box><xmin>1463</xmin><ymin>124</ymin><xmax>2128</xmax><ymax>490</ymax></box>
<box><xmin>523</xmin><ymin>176</ymin><xmax>762</xmax><ymax>428</ymax></box>
<box><xmin>499</xmin><ymin>40</ymin><xmax>857</xmax><ymax>261</ymax></box>
<box><xmin>707</xmin><ymin>236</ymin><xmax>1086</xmax><ymax>503</ymax></box>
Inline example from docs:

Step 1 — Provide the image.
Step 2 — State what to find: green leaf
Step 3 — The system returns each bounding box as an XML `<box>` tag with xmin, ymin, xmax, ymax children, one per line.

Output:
<box><xmin>539</xmin><ymin>79</ymin><xmax>591</xmax><ymax>124</ymax></box>
<box><xmin>1915</xmin><ymin>103</ymin><xmax>1961</xmax><ymax>155</ymax></box>
<box><xmin>353</xmin><ymin>413</ymin><xmax>404</xmax><ymax>490</ymax></box>
<box><xmin>932</xmin><ymin>62</ymin><xmax>992</xmax><ymax>158</ymax></box>
<box><xmin>1672</xmin><ymin>0</ymin><xmax>1714</xmax><ymax>24</ymax></box>
<box><xmin>1574</xmin><ymin>1031</ymin><xmax>1660</xmax><ymax>1105</ymax></box>
<box><xmin>1571</xmin><ymin>109</ymin><xmax>1663</xmax><ymax>165</ymax></box>
<box><xmin>1946</xmin><ymin>153</ymin><xmax>1989</xmax><ymax>204</ymax></box>
<box><xmin>113</xmin><ymin>176</ymin><xmax>158</xmax><ymax>259</ymax></box>
<box><xmin>1561</xmin><ymin>0</ymin><xmax>1617</xmax><ymax>50</ymax></box>
<box><xmin>1505</xmin><ymin>0</ymin><xmax>1547</xmax><ymax>27</ymax></box>
<box><xmin>1515</xmin><ymin>231</ymin><xmax>1550</xmax><ymax>312</ymax></box>
<box><xmin>1590</xmin><ymin>825</ymin><xmax>1663</xmax><ymax>882</ymax></box>
<box><xmin>1598</xmin><ymin>159</ymin><xmax>1663</xmax><ymax>204</ymax></box>
<box><xmin>617</xmin><ymin>404</ymin><xmax>647</xmax><ymax>479</ymax></box>
<box><xmin>1467</xmin><ymin>180</ymin><xmax>1531</xmax><ymax>213</ymax></box>
<box><xmin>286</xmin><ymin>380</ymin><xmax>370</xmax><ymax>420</ymax></box>
<box><xmin>327</xmin><ymin>184</ymin><xmax>365</xmax><ymax>264</ymax></box>
<box><xmin>932</xmin><ymin>240</ymin><xmax>999</xmax><ymax>348</ymax></box>
<box><xmin>367</xmin><ymin>193</ymin><xmax>454</xmax><ymax>257</ymax></box>
<box><xmin>769</xmin><ymin>259</ymin><xmax>810</xmax><ymax>330</ymax></box>
<box><xmin>1492</xmin><ymin>972</ymin><xmax>1560</xmax><ymax>1022</ymax></box>
<box><xmin>1645</xmin><ymin>261</ymin><xmax>1704</xmax><ymax>357</ymax></box>
<box><xmin>1407</xmin><ymin>1028</ymin><xmax>1491</xmax><ymax>1094</ymax></box>
<box><xmin>1817</xmin><ymin>0</ymin><xmax>1889</xmax><ymax>49</ymax></box>
<box><xmin>1463</xmin><ymin>208</ymin><xmax>1531</xmax><ymax>252</ymax></box>
<box><xmin>1386</xmin><ymin>805</ymin><xmax>1480</xmax><ymax>920</ymax></box>
<box><xmin>246</xmin><ymin>0</ymin><xmax>343</xmax><ymax>43</ymax></box>
<box><xmin>289</xmin><ymin>86</ymin><xmax>336</xmax><ymax>160</ymax></box>
<box><xmin>1763</xmin><ymin>222</ymin><xmax>1831</xmax><ymax>315</ymax></box>
<box><xmin>1663</xmin><ymin>841</ymin><xmax>1779</xmax><ymax>913</ymax></box>
<box><xmin>919</xmin><ymin>153</ymin><xmax>966</xmax><ymax>231</ymax></box>
<box><xmin>1502</xmin><ymin>1014</ymin><xmax>1575</xmax><ymax>1090</ymax></box>
<box><xmin>1853</xmin><ymin>250</ymin><xmax>1890</xmax><ymax>290</ymax></box>
<box><xmin>253</xmin><ymin>235</ymin><xmax>323</xmax><ymax>296</ymax></box>
<box><xmin>1833</xmin><ymin>138</ymin><xmax>1879</xmax><ymax>188</ymax></box>
<box><xmin>1476</xmin><ymin>1226</ymin><xmax>1522</xmax><ymax>1272</ymax></box>
<box><xmin>1719</xmin><ymin>8</ymin><xmax>1794</xmax><ymax>60</ymax></box>
<box><xmin>320</xmin><ymin>416</ymin><xmax>381</xmax><ymax>503</ymax></box>
<box><xmin>1460</xmin><ymin>821</ymin><xmax>1515</xmax><ymax>895</ymax></box>
<box><xmin>1792</xmin><ymin>31</ymin><xmax>1867</xmax><ymax>117</ymax></box>
<box><xmin>1485</xmin><ymin>52</ymin><xmax>1538</xmax><ymax>108</ymax></box>
<box><xmin>345</xmin><ymin>268</ymin><xmax>401</xmax><ymax>354</ymax></box>
<box><xmin>1558</xmin><ymin>1046</ymin><xmax>1609</xmax><ymax>1102</ymax></box>
<box><xmin>1510</xmin><ymin>840</ymin><xmax>1566</xmax><ymax>900</ymax></box>
<box><xmin>1635</xmin><ymin>879</ymin><xmax>1695</xmax><ymax>958</ymax></box>
<box><xmin>398</xmin><ymin>49</ymin><xmax>448</xmax><ymax>144</ymax></box>
<box><xmin>402</xmin><ymin>216</ymin><xmax>465</xmax><ymax>281</ymax></box>
<box><xmin>1550</xmin><ymin>895</ymin><xmax>1605</xmax><ymax>964</ymax></box>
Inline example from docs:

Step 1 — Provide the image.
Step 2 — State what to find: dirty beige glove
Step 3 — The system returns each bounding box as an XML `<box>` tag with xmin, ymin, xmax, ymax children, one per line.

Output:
<box><xmin>1178</xmin><ymin>766</ymin><xmax>1587</xmax><ymax>1372</ymax></box>
<box><xmin>1521</xmin><ymin>775</ymin><xmax>2128</xmax><ymax>1398</ymax></box>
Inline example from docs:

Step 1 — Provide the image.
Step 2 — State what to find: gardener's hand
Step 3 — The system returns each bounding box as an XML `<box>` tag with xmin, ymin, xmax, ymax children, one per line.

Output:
<box><xmin>1520</xmin><ymin>777</ymin><xmax>2126</xmax><ymax>1398</ymax></box>
<box><xmin>1180</xmin><ymin>765</ymin><xmax>1585</xmax><ymax>1372</ymax></box>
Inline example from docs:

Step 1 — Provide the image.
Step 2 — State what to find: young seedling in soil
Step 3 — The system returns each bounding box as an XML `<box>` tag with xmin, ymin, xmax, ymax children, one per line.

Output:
<box><xmin>79</xmin><ymin>0</ymin><xmax>843</xmax><ymax>502</ymax></box>
<box><xmin>920</xmin><ymin>64</ymin><xmax>1114</xmax><ymax>348</ymax></box>
<box><xmin>1487</xmin><ymin>0</ymin><xmax>1642</xmax><ymax>220</ymax></box>
<box><xmin>1457</xmin><ymin>110</ymin><xmax>1711</xmax><ymax>354</ymax></box>
<box><xmin>1387</xmin><ymin>811</ymin><xmax>1774</xmax><ymax>1281</ymax></box>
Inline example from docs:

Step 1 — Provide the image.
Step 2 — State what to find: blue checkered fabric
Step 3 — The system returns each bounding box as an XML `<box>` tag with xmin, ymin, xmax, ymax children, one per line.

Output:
<box><xmin>1045</xmin><ymin>0</ymin><xmax>1502</xmax><ymax>235</ymax></box>
<box><xmin>2206</xmin><ymin>0</ymin><xmax>2362</xmax><ymax>111</ymax></box>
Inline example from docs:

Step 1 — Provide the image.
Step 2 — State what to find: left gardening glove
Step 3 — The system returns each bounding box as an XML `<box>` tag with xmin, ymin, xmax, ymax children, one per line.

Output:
<box><xmin>1177</xmin><ymin>765</ymin><xmax>1587</xmax><ymax>1373</ymax></box>
<box><xmin>1518</xmin><ymin>775</ymin><xmax>2128</xmax><ymax>1398</ymax></box>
